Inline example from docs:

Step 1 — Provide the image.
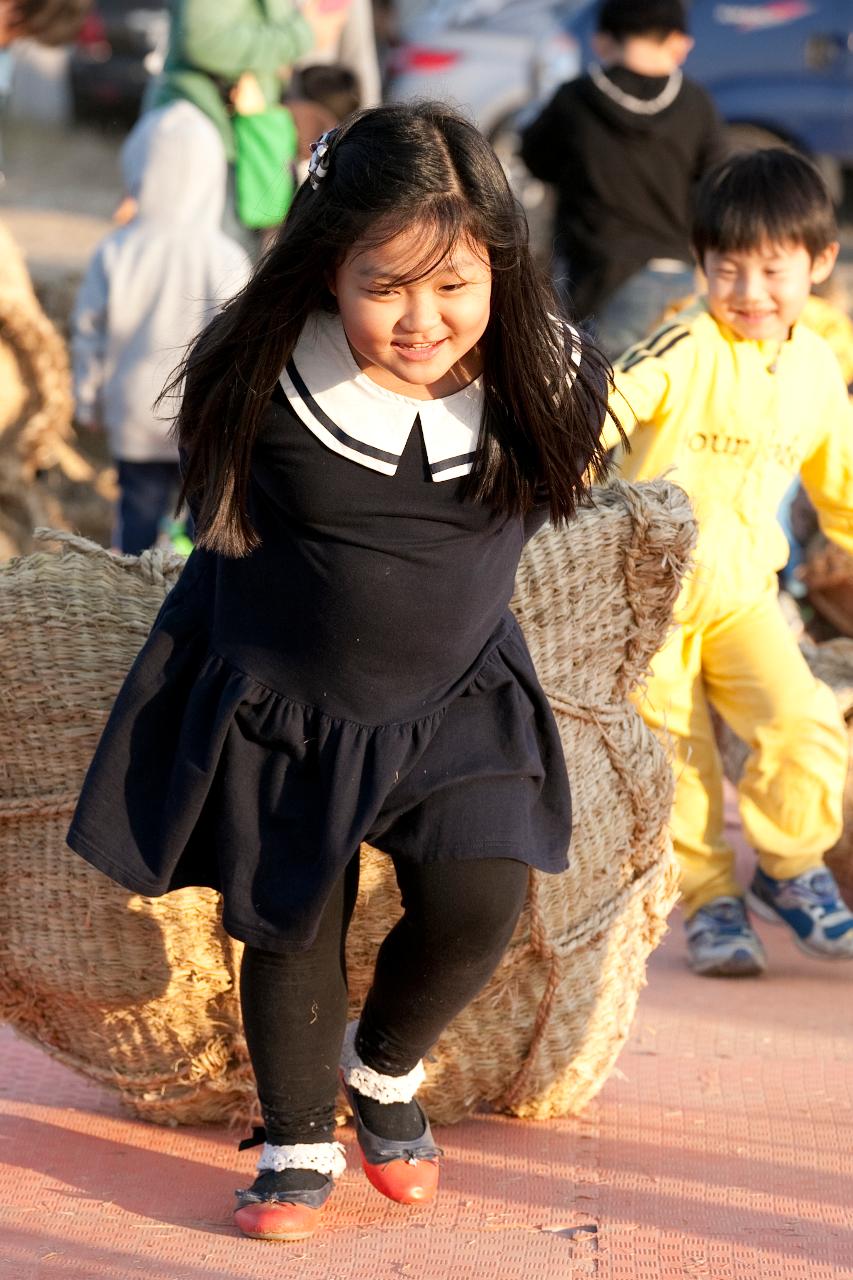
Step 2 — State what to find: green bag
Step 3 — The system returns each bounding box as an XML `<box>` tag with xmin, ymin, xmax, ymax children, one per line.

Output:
<box><xmin>232</xmin><ymin>105</ymin><xmax>298</xmax><ymax>230</ymax></box>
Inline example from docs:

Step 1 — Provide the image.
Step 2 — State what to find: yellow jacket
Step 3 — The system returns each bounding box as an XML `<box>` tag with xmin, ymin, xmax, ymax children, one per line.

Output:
<box><xmin>799</xmin><ymin>294</ymin><xmax>853</xmax><ymax>389</ymax></box>
<box><xmin>606</xmin><ymin>300</ymin><xmax>853</xmax><ymax>623</ymax></box>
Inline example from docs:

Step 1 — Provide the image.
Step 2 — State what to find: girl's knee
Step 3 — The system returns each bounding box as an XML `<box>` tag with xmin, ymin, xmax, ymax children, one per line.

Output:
<box><xmin>400</xmin><ymin>858</ymin><xmax>529</xmax><ymax>952</ymax></box>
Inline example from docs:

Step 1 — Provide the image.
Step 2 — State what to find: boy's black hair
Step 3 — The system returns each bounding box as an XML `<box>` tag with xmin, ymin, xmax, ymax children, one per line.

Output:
<box><xmin>596</xmin><ymin>0</ymin><xmax>688</xmax><ymax>40</ymax></box>
<box><xmin>170</xmin><ymin>101</ymin><xmax>617</xmax><ymax>557</ymax></box>
<box><xmin>297</xmin><ymin>64</ymin><xmax>361</xmax><ymax>120</ymax></box>
<box><xmin>692</xmin><ymin>147</ymin><xmax>838</xmax><ymax>264</ymax></box>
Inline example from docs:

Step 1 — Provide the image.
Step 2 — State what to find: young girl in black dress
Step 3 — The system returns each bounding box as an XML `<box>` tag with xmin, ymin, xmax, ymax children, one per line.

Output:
<box><xmin>68</xmin><ymin>101</ymin><xmax>614</xmax><ymax>1242</ymax></box>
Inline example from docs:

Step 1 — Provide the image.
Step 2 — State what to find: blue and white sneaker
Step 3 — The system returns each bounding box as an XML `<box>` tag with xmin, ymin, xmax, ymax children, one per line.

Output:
<box><xmin>747</xmin><ymin>866</ymin><xmax>853</xmax><ymax>960</ymax></box>
<box><xmin>684</xmin><ymin>896</ymin><xmax>767</xmax><ymax>977</ymax></box>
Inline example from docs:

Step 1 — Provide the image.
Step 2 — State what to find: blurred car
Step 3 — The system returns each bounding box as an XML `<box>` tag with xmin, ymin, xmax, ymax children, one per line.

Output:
<box><xmin>385</xmin><ymin>2</ymin><xmax>585</xmax><ymax>151</ymax></box>
<box><xmin>387</xmin><ymin>0</ymin><xmax>853</xmax><ymax>201</ymax></box>
<box><xmin>385</xmin><ymin>0</ymin><xmax>588</xmax><ymax>229</ymax></box>
<box><xmin>69</xmin><ymin>0</ymin><xmax>169</xmax><ymax>124</ymax></box>
<box><xmin>386</xmin><ymin>0</ymin><xmax>585</xmax><ymax>138</ymax></box>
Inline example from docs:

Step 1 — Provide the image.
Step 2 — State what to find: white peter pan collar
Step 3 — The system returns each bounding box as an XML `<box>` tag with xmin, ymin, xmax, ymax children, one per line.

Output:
<box><xmin>279</xmin><ymin>311</ymin><xmax>483</xmax><ymax>481</ymax></box>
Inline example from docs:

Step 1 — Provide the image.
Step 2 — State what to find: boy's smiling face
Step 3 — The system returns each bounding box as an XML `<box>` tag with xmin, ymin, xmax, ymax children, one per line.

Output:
<box><xmin>702</xmin><ymin>239</ymin><xmax>838</xmax><ymax>343</ymax></box>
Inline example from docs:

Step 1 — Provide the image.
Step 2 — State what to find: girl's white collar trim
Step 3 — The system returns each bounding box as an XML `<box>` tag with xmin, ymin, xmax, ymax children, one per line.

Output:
<box><xmin>279</xmin><ymin>312</ymin><xmax>484</xmax><ymax>480</ymax></box>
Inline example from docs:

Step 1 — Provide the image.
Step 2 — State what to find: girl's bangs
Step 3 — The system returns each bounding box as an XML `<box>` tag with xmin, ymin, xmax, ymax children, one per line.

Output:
<box><xmin>354</xmin><ymin>197</ymin><xmax>488</xmax><ymax>287</ymax></box>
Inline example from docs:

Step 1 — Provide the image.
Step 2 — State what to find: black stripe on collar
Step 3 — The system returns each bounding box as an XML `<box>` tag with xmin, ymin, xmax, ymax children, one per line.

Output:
<box><xmin>430</xmin><ymin>451</ymin><xmax>478</xmax><ymax>475</ymax></box>
<box><xmin>286</xmin><ymin>358</ymin><xmax>404</xmax><ymax>466</ymax></box>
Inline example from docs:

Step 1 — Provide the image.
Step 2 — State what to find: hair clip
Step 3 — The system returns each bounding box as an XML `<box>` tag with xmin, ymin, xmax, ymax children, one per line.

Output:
<box><xmin>308</xmin><ymin>129</ymin><xmax>337</xmax><ymax>190</ymax></box>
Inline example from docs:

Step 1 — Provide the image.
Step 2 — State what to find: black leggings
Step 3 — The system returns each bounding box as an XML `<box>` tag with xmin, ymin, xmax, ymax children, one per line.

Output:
<box><xmin>240</xmin><ymin>855</ymin><xmax>529</xmax><ymax>1145</ymax></box>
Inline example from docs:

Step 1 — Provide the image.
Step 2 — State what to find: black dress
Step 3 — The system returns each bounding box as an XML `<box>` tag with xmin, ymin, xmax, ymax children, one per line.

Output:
<box><xmin>67</xmin><ymin>313</ymin><xmax>572</xmax><ymax>951</ymax></box>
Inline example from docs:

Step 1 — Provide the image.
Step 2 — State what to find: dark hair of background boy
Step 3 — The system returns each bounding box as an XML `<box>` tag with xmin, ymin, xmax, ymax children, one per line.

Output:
<box><xmin>692</xmin><ymin>148</ymin><xmax>838</xmax><ymax>264</ymax></box>
<box><xmin>597</xmin><ymin>0</ymin><xmax>688</xmax><ymax>41</ymax></box>
<box><xmin>296</xmin><ymin>64</ymin><xmax>361</xmax><ymax>123</ymax></box>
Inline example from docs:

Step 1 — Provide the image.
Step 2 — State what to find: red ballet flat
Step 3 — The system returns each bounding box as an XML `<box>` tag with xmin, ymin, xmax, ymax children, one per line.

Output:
<box><xmin>233</xmin><ymin>1162</ymin><xmax>334</xmax><ymax>1241</ymax></box>
<box><xmin>342</xmin><ymin>1078</ymin><xmax>442</xmax><ymax>1205</ymax></box>
<box><xmin>233</xmin><ymin>1198</ymin><xmax>323</xmax><ymax>1241</ymax></box>
<box><xmin>361</xmin><ymin>1147</ymin><xmax>440</xmax><ymax>1204</ymax></box>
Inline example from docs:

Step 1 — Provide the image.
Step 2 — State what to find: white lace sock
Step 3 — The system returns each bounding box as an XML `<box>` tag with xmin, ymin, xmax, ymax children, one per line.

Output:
<box><xmin>340</xmin><ymin>1021</ymin><xmax>429</xmax><ymax>1142</ymax></box>
<box><xmin>340</xmin><ymin>1020</ymin><xmax>425</xmax><ymax>1103</ymax></box>
<box><xmin>257</xmin><ymin>1140</ymin><xmax>347</xmax><ymax>1181</ymax></box>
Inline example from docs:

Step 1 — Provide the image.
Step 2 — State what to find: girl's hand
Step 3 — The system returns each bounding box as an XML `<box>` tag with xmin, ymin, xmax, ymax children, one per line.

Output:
<box><xmin>230</xmin><ymin>72</ymin><xmax>267</xmax><ymax>116</ymax></box>
<box><xmin>300</xmin><ymin>0</ymin><xmax>352</xmax><ymax>55</ymax></box>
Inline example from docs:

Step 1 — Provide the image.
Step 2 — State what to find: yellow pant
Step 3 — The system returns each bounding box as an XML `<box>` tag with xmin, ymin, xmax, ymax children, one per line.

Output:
<box><xmin>638</xmin><ymin>584</ymin><xmax>848</xmax><ymax>917</ymax></box>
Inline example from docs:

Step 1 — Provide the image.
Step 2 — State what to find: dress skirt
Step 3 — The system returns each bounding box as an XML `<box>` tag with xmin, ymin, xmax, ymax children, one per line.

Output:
<box><xmin>67</xmin><ymin>572</ymin><xmax>572</xmax><ymax>952</ymax></box>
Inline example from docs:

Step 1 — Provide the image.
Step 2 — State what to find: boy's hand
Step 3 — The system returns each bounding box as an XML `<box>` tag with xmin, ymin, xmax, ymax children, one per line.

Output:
<box><xmin>230</xmin><ymin>71</ymin><xmax>267</xmax><ymax>116</ymax></box>
<box><xmin>112</xmin><ymin>195</ymin><xmax>138</xmax><ymax>226</ymax></box>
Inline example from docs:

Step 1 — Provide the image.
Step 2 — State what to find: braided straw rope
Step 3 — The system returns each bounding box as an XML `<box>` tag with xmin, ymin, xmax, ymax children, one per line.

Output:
<box><xmin>0</xmin><ymin>221</ymin><xmax>38</xmax><ymax>300</ymax></box>
<box><xmin>0</xmin><ymin>254</ymin><xmax>103</xmax><ymax>558</ymax></box>
<box><xmin>0</xmin><ymin>217</ymin><xmax>112</xmax><ymax>559</ymax></box>
<box><xmin>0</xmin><ymin>479</ymin><xmax>696</xmax><ymax>1126</ymax></box>
<box><xmin>0</xmin><ymin>289</ymin><xmax>79</xmax><ymax>477</ymax></box>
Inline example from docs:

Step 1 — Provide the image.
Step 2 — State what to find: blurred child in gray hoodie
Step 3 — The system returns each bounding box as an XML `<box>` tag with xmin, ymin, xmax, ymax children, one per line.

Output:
<box><xmin>72</xmin><ymin>100</ymin><xmax>252</xmax><ymax>554</ymax></box>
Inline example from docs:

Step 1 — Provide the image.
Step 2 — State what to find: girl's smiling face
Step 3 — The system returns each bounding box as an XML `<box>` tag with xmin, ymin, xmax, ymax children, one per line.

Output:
<box><xmin>331</xmin><ymin>223</ymin><xmax>492</xmax><ymax>399</ymax></box>
<box><xmin>702</xmin><ymin>239</ymin><xmax>838</xmax><ymax>343</ymax></box>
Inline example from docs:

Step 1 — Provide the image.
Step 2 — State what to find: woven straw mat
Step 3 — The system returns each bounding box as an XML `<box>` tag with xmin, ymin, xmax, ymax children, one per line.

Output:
<box><xmin>0</xmin><ymin>478</ymin><xmax>695</xmax><ymax>1127</ymax></box>
<box><xmin>716</xmin><ymin>637</ymin><xmax>853</xmax><ymax>910</ymax></box>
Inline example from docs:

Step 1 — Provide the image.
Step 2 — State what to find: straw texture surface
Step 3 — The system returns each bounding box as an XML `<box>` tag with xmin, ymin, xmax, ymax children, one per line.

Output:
<box><xmin>0</xmin><ymin>478</ymin><xmax>695</xmax><ymax>1126</ymax></box>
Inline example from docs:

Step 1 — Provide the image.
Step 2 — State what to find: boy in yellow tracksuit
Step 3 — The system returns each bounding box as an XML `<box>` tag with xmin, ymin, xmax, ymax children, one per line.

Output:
<box><xmin>606</xmin><ymin>148</ymin><xmax>853</xmax><ymax>976</ymax></box>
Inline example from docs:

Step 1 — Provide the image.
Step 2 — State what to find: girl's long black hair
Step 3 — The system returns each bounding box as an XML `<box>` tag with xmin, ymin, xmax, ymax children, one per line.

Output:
<box><xmin>172</xmin><ymin>100</ymin><xmax>617</xmax><ymax>557</ymax></box>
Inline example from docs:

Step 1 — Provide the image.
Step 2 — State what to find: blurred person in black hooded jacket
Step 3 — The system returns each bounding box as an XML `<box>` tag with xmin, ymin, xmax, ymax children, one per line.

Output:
<box><xmin>521</xmin><ymin>0</ymin><xmax>725</xmax><ymax>359</ymax></box>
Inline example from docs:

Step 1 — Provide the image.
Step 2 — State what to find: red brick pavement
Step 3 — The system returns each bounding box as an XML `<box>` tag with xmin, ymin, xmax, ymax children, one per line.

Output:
<box><xmin>1</xmin><ymin>804</ymin><xmax>851</xmax><ymax>1280</ymax></box>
